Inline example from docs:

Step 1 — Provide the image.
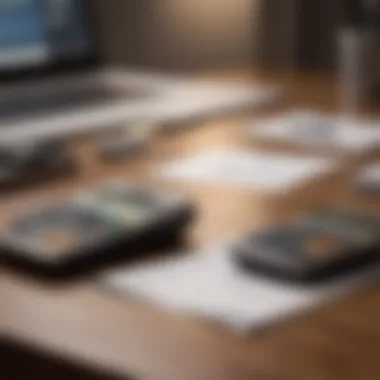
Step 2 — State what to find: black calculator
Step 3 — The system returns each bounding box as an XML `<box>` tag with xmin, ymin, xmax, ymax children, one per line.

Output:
<box><xmin>2</xmin><ymin>182</ymin><xmax>195</xmax><ymax>277</ymax></box>
<box><xmin>233</xmin><ymin>209</ymin><xmax>380</xmax><ymax>284</ymax></box>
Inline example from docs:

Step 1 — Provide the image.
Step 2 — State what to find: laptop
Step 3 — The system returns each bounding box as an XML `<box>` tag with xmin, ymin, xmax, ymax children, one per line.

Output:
<box><xmin>0</xmin><ymin>0</ymin><xmax>179</xmax><ymax>142</ymax></box>
<box><xmin>0</xmin><ymin>0</ymin><xmax>282</xmax><ymax>143</ymax></box>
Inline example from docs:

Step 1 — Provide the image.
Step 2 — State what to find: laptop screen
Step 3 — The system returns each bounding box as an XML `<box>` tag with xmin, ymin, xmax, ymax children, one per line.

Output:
<box><xmin>0</xmin><ymin>0</ymin><xmax>97</xmax><ymax>75</ymax></box>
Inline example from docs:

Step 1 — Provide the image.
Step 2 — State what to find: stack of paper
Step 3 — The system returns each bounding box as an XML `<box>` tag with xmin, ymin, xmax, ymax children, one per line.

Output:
<box><xmin>104</xmin><ymin>246</ymin><xmax>380</xmax><ymax>334</ymax></box>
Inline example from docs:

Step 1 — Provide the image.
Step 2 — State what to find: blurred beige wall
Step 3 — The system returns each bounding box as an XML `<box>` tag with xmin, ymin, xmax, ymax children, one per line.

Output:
<box><xmin>253</xmin><ymin>0</ymin><xmax>299</xmax><ymax>69</ymax></box>
<box><xmin>148</xmin><ymin>0</ymin><xmax>256</xmax><ymax>70</ymax></box>
<box><xmin>253</xmin><ymin>0</ymin><xmax>352</xmax><ymax>71</ymax></box>
<box><xmin>94</xmin><ymin>1</ymin><xmax>360</xmax><ymax>72</ymax></box>
<box><xmin>94</xmin><ymin>0</ymin><xmax>257</xmax><ymax>71</ymax></box>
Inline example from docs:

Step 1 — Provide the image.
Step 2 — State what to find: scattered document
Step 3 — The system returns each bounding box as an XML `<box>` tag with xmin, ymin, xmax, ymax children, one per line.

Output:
<box><xmin>156</xmin><ymin>149</ymin><xmax>336</xmax><ymax>192</ymax></box>
<box><xmin>247</xmin><ymin>110</ymin><xmax>380</xmax><ymax>154</ymax></box>
<box><xmin>104</xmin><ymin>246</ymin><xmax>380</xmax><ymax>334</ymax></box>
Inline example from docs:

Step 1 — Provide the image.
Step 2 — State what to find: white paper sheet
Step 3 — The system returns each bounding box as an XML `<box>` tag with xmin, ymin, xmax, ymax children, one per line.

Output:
<box><xmin>156</xmin><ymin>149</ymin><xmax>336</xmax><ymax>192</ymax></box>
<box><xmin>104</xmin><ymin>246</ymin><xmax>380</xmax><ymax>333</ymax></box>
<box><xmin>247</xmin><ymin>110</ymin><xmax>380</xmax><ymax>153</ymax></box>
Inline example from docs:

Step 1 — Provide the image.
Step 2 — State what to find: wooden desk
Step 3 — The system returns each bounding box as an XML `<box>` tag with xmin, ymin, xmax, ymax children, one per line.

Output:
<box><xmin>2</xmin><ymin>72</ymin><xmax>380</xmax><ymax>380</ymax></box>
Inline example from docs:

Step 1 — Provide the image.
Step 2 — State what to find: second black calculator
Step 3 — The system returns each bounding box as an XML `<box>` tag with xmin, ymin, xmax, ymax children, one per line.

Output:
<box><xmin>233</xmin><ymin>209</ymin><xmax>380</xmax><ymax>284</ymax></box>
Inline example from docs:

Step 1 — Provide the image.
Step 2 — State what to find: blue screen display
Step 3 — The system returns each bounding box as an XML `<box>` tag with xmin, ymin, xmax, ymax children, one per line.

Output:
<box><xmin>0</xmin><ymin>0</ymin><xmax>93</xmax><ymax>70</ymax></box>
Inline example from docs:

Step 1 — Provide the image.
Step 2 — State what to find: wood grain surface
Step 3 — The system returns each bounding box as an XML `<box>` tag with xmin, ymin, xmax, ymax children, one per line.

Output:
<box><xmin>2</xmin><ymin>71</ymin><xmax>380</xmax><ymax>380</ymax></box>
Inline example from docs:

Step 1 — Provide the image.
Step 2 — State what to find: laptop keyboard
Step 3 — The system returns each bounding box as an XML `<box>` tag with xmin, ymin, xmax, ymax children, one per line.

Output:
<box><xmin>0</xmin><ymin>85</ymin><xmax>146</xmax><ymax>123</ymax></box>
